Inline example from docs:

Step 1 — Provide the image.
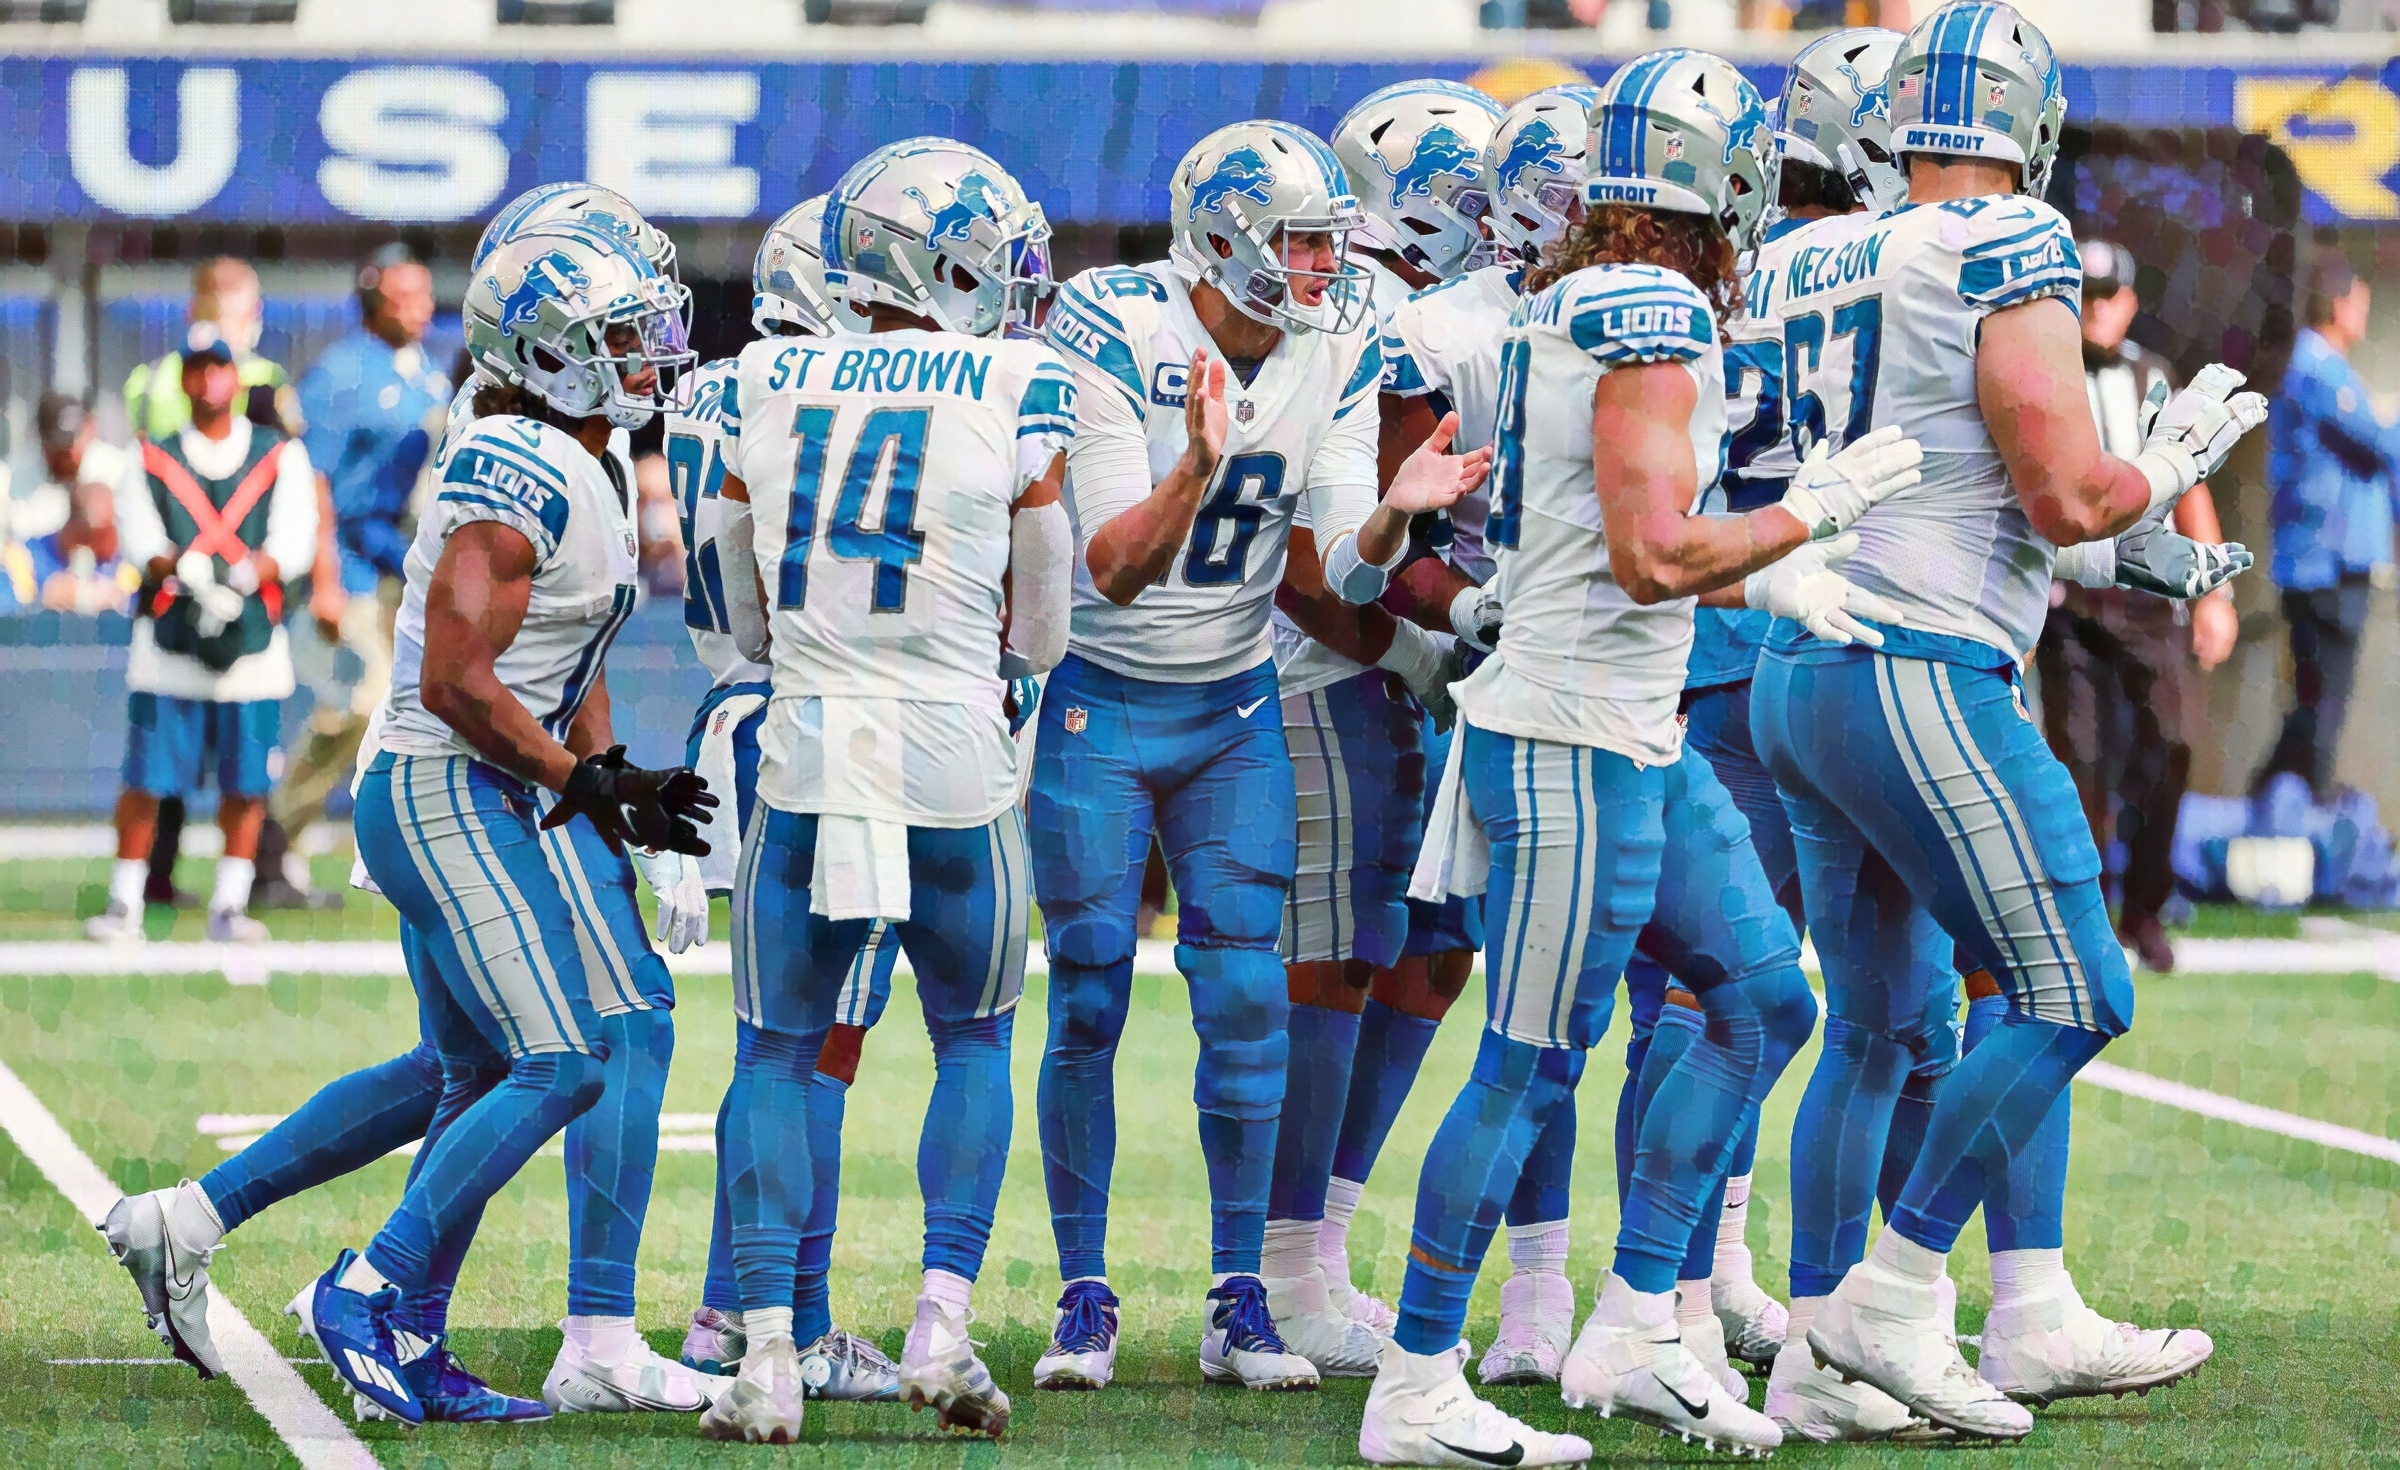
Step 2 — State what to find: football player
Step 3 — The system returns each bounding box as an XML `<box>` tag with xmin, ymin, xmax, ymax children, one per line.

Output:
<box><xmin>1366</xmin><ymin>52</ymin><xmax>1923</xmax><ymax>1464</ymax></box>
<box><xmin>700</xmin><ymin>138</ymin><xmax>1069</xmax><ymax>1444</ymax></box>
<box><xmin>1030</xmin><ymin>118</ymin><xmax>1487</xmax><ymax>1393</ymax></box>
<box><xmin>667</xmin><ymin>195</ymin><xmax>907</xmax><ymax>1403</ymax></box>
<box><xmin>1251</xmin><ymin>77</ymin><xmax>1504</xmax><ymax>1378</ymax></box>
<box><xmin>291</xmin><ymin>224</ymin><xmax>715</xmax><ymax>1427</ymax></box>
<box><xmin>1749</xmin><ymin>1</ymin><xmax>2263</xmax><ymax>1440</ymax></box>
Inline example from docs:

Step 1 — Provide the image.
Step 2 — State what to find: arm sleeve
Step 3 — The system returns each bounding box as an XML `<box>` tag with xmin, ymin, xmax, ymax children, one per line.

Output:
<box><xmin>1001</xmin><ymin>500</ymin><xmax>1074</xmax><ymax>678</ymax></box>
<box><xmin>262</xmin><ymin>440</ymin><xmax>320</xmax><ymax>573</ymax></box>
<box><xmin>1307</xmin><ymin>334</ymin><xmax>1388</xmax><ymax>600</ymax></box>
<box><xmin>114</xmin><ymin>452</ymin><xmax>171</xmax><ymax>568</ymax></box>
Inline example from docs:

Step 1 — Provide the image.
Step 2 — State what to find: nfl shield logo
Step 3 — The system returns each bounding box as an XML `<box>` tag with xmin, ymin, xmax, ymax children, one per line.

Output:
<box><xmin>1065</xmin><ymin>706</ymin><xmax>1089</xmax><ymax>734</ymax></box>
<box><xmin>1235</xmin><ymin>400</ymin><xmax>1256</xmax><ymax>424</ymax></box>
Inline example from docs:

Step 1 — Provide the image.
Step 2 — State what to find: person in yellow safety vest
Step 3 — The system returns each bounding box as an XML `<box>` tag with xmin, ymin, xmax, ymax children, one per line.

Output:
<box><xmin>121</xmin><ymin>257</ymin><xmax>300</xmax><ymax>909</ymax></box>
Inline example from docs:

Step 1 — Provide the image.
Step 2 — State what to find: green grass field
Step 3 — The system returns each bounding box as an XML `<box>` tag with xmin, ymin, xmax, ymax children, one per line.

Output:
<box><xmin>1</xmin><ymin>850</ymin><xmax>2397</xmax><ymax>1466</ymax></box>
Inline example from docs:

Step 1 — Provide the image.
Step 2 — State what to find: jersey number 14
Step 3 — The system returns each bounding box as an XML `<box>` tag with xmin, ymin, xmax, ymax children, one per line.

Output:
<box><xmin>775</xmin><ymin>405</ymin><xmax>930</xmax><ymax>613</ymax></box>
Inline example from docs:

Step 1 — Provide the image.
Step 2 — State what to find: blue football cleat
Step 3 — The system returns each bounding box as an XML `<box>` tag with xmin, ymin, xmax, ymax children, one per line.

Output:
<box><xmin>304</xmin><ymin>1249</ymin><xmax>421</xmax><ymax>1425</ymax></box>
<box><xmin>401</xmin><ymin>1338</ymin><xmax>551</xmax><ymax>1424</ymax></box>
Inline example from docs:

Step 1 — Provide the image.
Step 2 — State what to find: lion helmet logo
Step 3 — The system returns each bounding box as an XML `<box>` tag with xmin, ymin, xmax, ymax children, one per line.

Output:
<box><xmin>903</xmin><ymin>171</ymin><xmax>1004</xmax><ymax>247</ymax></box>
<box><xmin>1382</xmin><ymin>124</ymin><xmax>1483</xmax><ymax>207</ymax></box>
<box><xmin>1496</xmin><ymin>119</ymin><xmax>1567</xmax><ymax>195</ymax></box>
<box><xmin>498</xmin><ymin>250</ymin><xmax>589</xmax><ymax>334</ymax></box>
<box><xmin>1189</xmin><ymin>146</ymin><xmax>1278</xmax><ymax>216</ymax></box>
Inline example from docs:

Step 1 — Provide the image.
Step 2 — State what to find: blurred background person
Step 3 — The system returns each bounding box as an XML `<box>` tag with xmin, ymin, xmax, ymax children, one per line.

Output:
<box><xmin>2035</xmin><ymin>239</ymin><xmax>2238</xmax><ymax>973</ymax></box>
<box><xmin>13</xmin><ymin>392</ymin><xmax>129</xmax><ymax>548</ymax></box>
<box><xmin>2252</xmin><ymin>248</ymin><xmax>2400</xmax><ymax>802</ymax></box>
<box><xmin>264</xmin><ymin>243</ymin><xmax>447</xmax><ymax>908</ymax></box>
<box><xmin>30</xmin><ymin>478</ymin><xmax>139</xmax><ymax>617</ymax></box>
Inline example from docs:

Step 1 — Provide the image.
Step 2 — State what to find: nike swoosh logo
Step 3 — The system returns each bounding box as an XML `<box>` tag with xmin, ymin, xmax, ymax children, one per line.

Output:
<box><xmin>1661</xmin><ymin>1377</ymin><xmax>1711</xmax><ymax>1419</ymax></box>
<box><xmin>1236</xmin><ymin>697</ymin><xmax>1269</xmax><ymax>719</ymax></box>
<box><xmin>1429</xmin><ymin>1435</ymin><xmax>1525</xmax><ymax>1466</ymax></box>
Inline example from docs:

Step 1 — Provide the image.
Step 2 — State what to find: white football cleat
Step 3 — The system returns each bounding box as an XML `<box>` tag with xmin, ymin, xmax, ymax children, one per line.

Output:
<box><xmin>697</xmin><ymin>1334</ymin><xmax>805</xmax><ymax>1444</ymax></box>
<box><xmin>1976</xmin><ymin>1281</ymin><xmax>2214</xmax><ymax>1405</ymax></box>
<box><xmin>543</xmin><ymin>1330</ymin><xmax>725</xmax><ymax>1413</ymax></box>
<box><xmin>1478</xmin><ymin>1270</ymin><xmax>1572</xmax><ymax>1387</ymax></box>
<box><xmin>99</xmin><ymin>1184</ymin><xmax>221</xmax><ymax>1378</ymax></box>
<box><xmin>1713</xmin><ymin>1271</ymin><xmax>1789</xmax><ymax>1371</ymax></box>
<box><xmin>1199</xmin><ymin>1276</ymin><xmax>1319</xmax><ymax>1391</ymax></box>
<box><xmin>899</xmin><ymin>1294</ymin><xmax>1009</xmax><ymax>1438</ymax></box>
<box><xmin>1807</xmin><ymin>1258</ymin><xmax>2031</xmax><ymax>1441</ymax></box>
<box><xmin>1265</xmin><ymin>1270</ymin><xmax>1382</xmax><ymax>1377</ymax></box>
<box><xmin>1361</xmin><ymin>1337</ymin><xmax>1592</xmax><ymax>1468</ymax></box>
<box><xmin>1559</xmin><ymin>1281</ymin><xmax>1782</xmax><ymax>1459</ymax></box>
<box><xmin>679</xmin><ymin>1306</ymin><xmax>743</xmax><ymax>1376</ymax></box>
<box><xmin>799</xmin><ymin>1327</ymin><xmax>901</xmax><ymax>1401</ymax></box>
<box><xmin>1684</xmin><ymin>1306</ymin><xmax>1751</xmax><ymax>1403</ymax></box>
<box><xmin>1765</xmin><ymin>1336</ymin><xmax>1929</xmax><ymax>1442</ymax></box>
<box><xmin>85</xmin><ymin>899</ymin><xmax>142</xmax><ymax>945</ymax></box>
<box><xmin>206</xmin><ymin>907</ymin><xmax>268</xmax><ymax>945</ymax></box>
<box><xmin>1034</xmin><ymin>1280</ymin><xmax>1120</xmax><ymax>1391</ymax></box>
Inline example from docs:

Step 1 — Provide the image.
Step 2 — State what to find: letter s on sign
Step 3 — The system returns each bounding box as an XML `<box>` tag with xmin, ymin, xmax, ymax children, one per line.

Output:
<box><xmin>319</xmin><ymin>68</ymin><xmax>510</xmax><ymax>222</ymax></box>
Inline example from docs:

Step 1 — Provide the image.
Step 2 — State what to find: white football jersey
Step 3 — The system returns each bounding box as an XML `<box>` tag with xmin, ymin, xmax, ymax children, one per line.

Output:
<box><xmin>1271</xmin><ymin>249</ymin><xmax>1419</xmax><ymax>699</ymax></box>
<box><xmin>1046</xmin><ymin>260</ymin><xmax>1382</xmax><ymax>684</ymax></box>
<box><xmin>1382</xmin><ymin>262</ymin><xmax>1521</xmax><ymax>587</ymax></box>
<box><xmin>1764</xmin><ymin>196</ymin><xmax>2082</xmax><ymax>663</ymax></box>
<box><xmin>726</xmin><ymin>329</ymin><xmax>1074</xmax><ymax>826</ymax></box>
<box><xmin>1453</xmin><ymin>263</ymin><xmax>1725</xmax><ymax>767</ymax></box>
<box><xmin>439</xmin><ymin>376</ymin><xmax>635</xmax><ymax>500</ymax></box>
<box><xmin>663</xmin><ymin>357</ymin><xmax>768</xmax><ymax>688</ymax></box>
<box><xmin>381</xmin><ymin>415</ymin><xmax>639</xmax><ymax>762</ymax></box>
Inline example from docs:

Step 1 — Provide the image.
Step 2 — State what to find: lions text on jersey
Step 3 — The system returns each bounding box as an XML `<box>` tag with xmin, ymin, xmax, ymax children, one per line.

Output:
<box><xmin>1762</xmin><ymin>196</ymin><xmax>2082</xmax><ymax>665</ymax></box>
<box><xmin>1456</xmin><ymin>262</ymin><xmax>1725</xmax><ymax>767</ymax></box>
<box><xmin>726</xmin><ymin>329</ymin><xmax>1075</xmax><ymax>827</ymax></box>
<box><xmin>380</xmin><ymin>414</ymin><xmax>640</xmax><ymax>763</ymax></box>
<box><xmin>663</xmin><ymin>358</ymin><xmax>768</xmax><ymax>689</ymax></box>
<box><xmin>1044</xmin><ymin>260</ymin><xmax>1383</xmax><ymax>682</ymax></box>
<box><xmin>1381</xmin><ymin>262</ymin><xmax>1521</xmax><ymax>587</ymax></box>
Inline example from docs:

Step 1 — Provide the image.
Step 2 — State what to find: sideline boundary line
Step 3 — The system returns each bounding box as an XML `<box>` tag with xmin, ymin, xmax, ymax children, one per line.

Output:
<box><xmin>0</xmin><ymin>1057</ymin><xmax>379</xmax><ymax>1470</ymax></box>
<box><xmin>2079</xmin><ymin>1060</ymin><xmax>2400</xmax><ymax>1164</ymax></box>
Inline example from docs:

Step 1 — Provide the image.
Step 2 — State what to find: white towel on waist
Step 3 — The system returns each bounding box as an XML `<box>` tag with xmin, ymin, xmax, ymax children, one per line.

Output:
<box><xmin>692</xmin><ymin>689</ymin><xmax>768</xmax><ymax>894</ymax></box>
<box><xmin>809</xmin><ymin>695</ymin><xmax>914</xmax><ymax>922</ymax></box>
<box><xmin>1409</xmin><ymin>716</ymin><xmax>1489</xmax><ymax>903</ymax></box>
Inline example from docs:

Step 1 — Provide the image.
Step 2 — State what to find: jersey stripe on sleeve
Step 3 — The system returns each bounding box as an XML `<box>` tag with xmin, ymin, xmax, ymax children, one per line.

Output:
<box><xmin>1045</xmin><ymin>278</ymin><xmax>1146</xmax><ymax>409</ymax></box>
<box><xmin>1562</xmin><ymin>266</ymin><xmax>1715</xmax><ymax>367</ymax></box>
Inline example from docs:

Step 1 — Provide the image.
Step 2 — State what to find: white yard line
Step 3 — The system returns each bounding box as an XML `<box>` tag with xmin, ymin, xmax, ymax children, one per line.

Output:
<box><xmin>0</xmin><ymin>1057</ymin><xmax>379</xmax><ymax>1470</ymax></box>
<box><xmin>2078</xmin><ymin>1060</ymin><xmax>2400</xmax><ymax>1165</ymax></box>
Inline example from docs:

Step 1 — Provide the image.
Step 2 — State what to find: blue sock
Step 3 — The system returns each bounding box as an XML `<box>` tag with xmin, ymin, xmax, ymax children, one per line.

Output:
<box><xmin>921</xmin><ymin>1010</ymin><xmax>1014</xmax><ymax>1281</ymax></box>
<box><xmin>702</xmin><ymin>1082</ymin><xmax>741</xmax><ymax>1313</ymax></box>
<box><xmin>1183</xmin><ymin>943</ymin><xmax>1289</xmax><ymax>1278</ymax></box>
<box><xmin>1877</xmin><ymin>1070</ymin><xmax>1940</xmax><ymax>1225</ymax></box>
<box><xmin>1964</xmin><ymin>994</ymin><xmax>2070</xmax><ymax>1252</ymax></box>
<box><xmin>1039</xmin><ymin>955</ymin><xmax>1131</xmax><ymax>1282</ymax></box>
<box><xmin>792</xmin><ymin>1070</ymin><xmax>848</xmax><ymax>1344</ymax></box>
<box><xmin>1615</xmin><ymin>966</ymin><xmax>1814</xmax><ymax>1295</ymax></box>
<box><xmin>1395</xmin><ymin>1030</ymin><xmax>1583</xmax><ymax>1355</ymax></box>
<box><xmin>564</xmin><ymin>1007</ymin><xmax>674</xmax><ymax>1317</ymax></box>
<box><xmin>1613</xmin><ymin>952</ymin><xmax>1671</xmax><ymax>1205</ymax></box>
<box><xmin>1787</xmin><ymin>1011</ymin><xmax>1916</xmax><ymax>1299</ymax></box>
<box><xmin>1888</xmin><ymin>1013</ymin><xmax>2107</xmax><ymax>1252</ymax></box>
<box><xmin>201</xmin><ymin>1045</ymin><xmax>442</xmax><ymax>1233</ymax></box>
<box><xmin>1617</xmin><ymin>994</ymin><xmax>1739</xmax><ymax>1278</ymax></box>
<box><xmin>1268</xmin><ymin>1000</ymin><xmax>1363</xmax><ymax>1221</ymax></box>
<box><xmin>1330</xmin><ymin>999</ymin><xmax>1439</xmax><ymax>1186</ymax></box>
<box><xmin>365</xmin><ymin>1049</ymin><xmax>606</xmax><ymax>1294</ymax></box>
<box><xmin>1506</xmin><ymin>1089</ymin><xmax>1576</xmax><ymax>1227</ymax></box>
<box><xmin>386</xmin><ymin>1057</ymin><xmax>506</xmax><ymax>1341</ymax></box>
<box><xmin>724</xmin><ymin>1023</ymin><xmax>821</xmax><ymax>1314</ymax></box>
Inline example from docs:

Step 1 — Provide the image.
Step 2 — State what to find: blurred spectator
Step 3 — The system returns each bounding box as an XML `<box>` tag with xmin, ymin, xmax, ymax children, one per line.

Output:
<box><xmin>87</xmin><ymin>339</ymin><xmax>317</xmax><ymax>945</ymax></box>
<box><xmin>2254</xmin><ymin>249</ymin><xmax>2400</xmax><ymax>801</ymax></box>
<box><xmin>122</xmin><ymin>258</ymin><xmax>298</xmax><ymax>439</ymax></box>
<box><xmin>2036</xmin><ymin>240</ymin><xmax>2237</xmax><ymax>973</ymax></box>
<box><xmin>10</xmin><ymin>393</ymin><xmax>128</xmax><ymax>546</ymax></box>
<box><xmin>28</xmin><ymin>480</ymin><xmax>139</xmax><ymax>616</ymax></box>
<box><xmin>266</xmin><ymin>243</ymin><xmax>448</xmax><ymax>907</ymax></box>
<box><xmin>633</xmin><ymin>450</ymin><xmax>685</xmax><ymax>599</ymax></box>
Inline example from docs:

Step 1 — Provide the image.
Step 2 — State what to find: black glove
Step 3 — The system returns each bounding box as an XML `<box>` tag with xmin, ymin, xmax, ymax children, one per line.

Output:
<box><xmin>542</xmin><ymin>745</ymin><xmax>718</xmax><ymax>857</ymax></box>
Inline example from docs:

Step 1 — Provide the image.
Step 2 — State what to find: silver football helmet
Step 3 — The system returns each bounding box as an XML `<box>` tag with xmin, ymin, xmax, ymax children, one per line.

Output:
<box><xmin>1777</xmin><ymin>28</ymin><xmax>1907</xmax><ymax>215</ymax></box>
<box><xmin>1885</xmin><ymin>0</ymin><xmax>2066</xmax><ymax>198</ymax></box>
<box><xmin>1330</xmin><ymin>80</ymin><xmax>1507</xmax><ymax>282</ymax></box>
<box><xmin>753</xmin><ymin>195</ymin><xmax>869</xmax><ymax>338</ymax></box>
<box><xmin>820</xmin><ymin>138</ymin><xmax>1053</xmax><ymax>339</ymax></box>
<box><xmin>464</xmin><ymin>224</ymin><xmax>695</xmax><ymax>430</ymax></box>
<box><xmin>473</xmin><ymin>181</ymin><xmax>678</xmax><ymax>281</ymax></box>
<box><xmin>1585</xmin><ymin>49</ymin><xmax>1778</xmax><ymax>254</ymax></box>
<box><xmin>1484</xmin><ymin>85</ymin><xmax>1602</xmax><ymax>266</ymax></box>
<box><xmin>1169</xmin><ymin>119</ymin><xmax>1371</xmax><ymax>335</ymax></box>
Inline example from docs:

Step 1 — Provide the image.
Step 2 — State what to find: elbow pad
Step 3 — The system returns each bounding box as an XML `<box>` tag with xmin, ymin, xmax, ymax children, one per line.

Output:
<box><xmin>719</xmin><ymin>501</ymin><xmax>772</xmax><ymax>665</ymax></box>
<box><xmin>1324</xmin><ymin>527</ymin><xmax>1405</xmax><ymax>606</ymax></box>
<box><xmin>1001</xmin><ymin>500</ymin><xmax>1073</xmax><ymax>679</ymax></box>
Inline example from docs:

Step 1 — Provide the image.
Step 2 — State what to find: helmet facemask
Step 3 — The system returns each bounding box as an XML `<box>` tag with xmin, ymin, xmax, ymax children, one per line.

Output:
<box><xmin>1183</xmin><ymin>207</ymin><xmax>1372</xmax><ymax>336</ymax></box>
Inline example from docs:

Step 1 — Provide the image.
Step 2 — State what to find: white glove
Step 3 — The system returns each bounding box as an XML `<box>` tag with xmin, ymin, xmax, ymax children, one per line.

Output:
<box><xmin>1377</xmin><ymin>619</ymin><xmax>1466</xmax><ymax>734</ymax></box>
<box><xmin>1777</xmin><ymin>426</ymin><xmax>1925</xmax><ymax>541</ymax></box>
<box><xmin>1743</xmin><ymin>532</ymin><xmax>1908</xmax><ymax>648</ymax></box>
<box><xmin>2130</xmin><ymin>364</ymin><xmax>2269</xmax><ymax>514</ymax></box>
<box><xmin>176</xmin><ymin>550</ymin><xmax>245</xmax><ymax>630</ymax></box>
<box><xmin>222</xmin><ymin>557</ymin><xmax>260</xmax><ymax>596</ymax></box>
<box><xmin>636</xmin><ymin>848</ymin><xmax>710</xmax><ymax>954</ymax></box>
<box><xmin>1447</xmin><ymin>582</ymin><xmax>1503</xmax><ymax>653</ymax></box>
